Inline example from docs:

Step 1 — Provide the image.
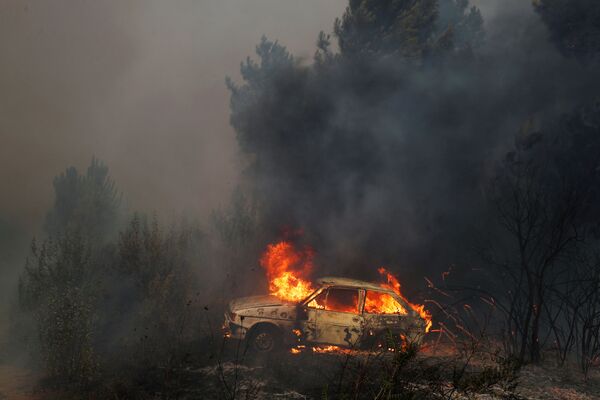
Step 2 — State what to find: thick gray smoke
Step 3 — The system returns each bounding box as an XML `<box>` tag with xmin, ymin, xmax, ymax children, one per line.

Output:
<box><xmin>0</xmin><ymin>0</ymin><xmax>346</xmax><ymax>231</ymax></box>
<box><xmin>226</xmin><ymin>0</ymin><xmax>600</xmax><ymax>290</ymax></box>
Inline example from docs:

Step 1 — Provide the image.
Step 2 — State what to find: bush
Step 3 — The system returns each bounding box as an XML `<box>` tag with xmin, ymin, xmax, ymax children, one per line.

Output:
<box><xmin>19</xmin><ymin>232</ymin><xmax>98</xmax><ymax>386</ymax></box>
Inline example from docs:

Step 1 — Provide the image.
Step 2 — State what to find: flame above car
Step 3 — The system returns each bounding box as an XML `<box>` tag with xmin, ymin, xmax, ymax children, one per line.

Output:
<box><xmin>259</xmin><ymin>241</ymin><xmax>315</xmax><ymax>302</ymax></box>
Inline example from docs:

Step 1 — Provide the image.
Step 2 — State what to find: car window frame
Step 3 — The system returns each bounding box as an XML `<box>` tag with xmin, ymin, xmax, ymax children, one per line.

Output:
<box><xmin>362</xmin><ymin>289</ymin><xmax>410</xmax><ymax>316</ymax></box>
<box><xmin>302</xmin><ymin>287</ymin><xmax>326</xmax><ymax>308</ymax></box>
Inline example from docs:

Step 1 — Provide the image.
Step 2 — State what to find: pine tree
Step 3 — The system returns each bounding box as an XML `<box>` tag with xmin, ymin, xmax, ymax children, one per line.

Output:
<box><xmin>45</xmin><ymin>157</ymin><xmax>121</xmax><ymax>242</ymax></box>
<box><xmin>534</xmin><ymin>0</ymin><xmax>600</xmax><ymax>62</ymax></box>
<box><xmin>334</xmin><ymin>0</ymin><xmax>439</xmax><ymax>59</ymax></box>
<box><xmin>333</xmin><ymin>0</ymin><xmax>483</xmax><ymax>60</ymax></box>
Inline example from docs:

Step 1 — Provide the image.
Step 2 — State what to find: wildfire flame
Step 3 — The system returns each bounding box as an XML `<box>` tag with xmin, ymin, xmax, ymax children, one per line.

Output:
<box><xmin>260</xmin><ymin>241</ymin><xmax>315</xmax><ymax>302</ymax></box>
<box><xmin>378</xmin><ymin>267</ymin><xmax>433</xmax><ymax>333</ymax></box>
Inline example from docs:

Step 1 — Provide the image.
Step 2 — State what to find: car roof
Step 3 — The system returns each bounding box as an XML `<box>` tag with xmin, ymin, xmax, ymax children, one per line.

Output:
<box><xmin>316</xmin><ymin>276</ymin><xmax>395</xmax><ymax>293</ymax></box>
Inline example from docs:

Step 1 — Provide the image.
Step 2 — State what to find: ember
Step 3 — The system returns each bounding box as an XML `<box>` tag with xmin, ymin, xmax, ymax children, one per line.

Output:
<box><xmin>290</xmin><ymin>345</ymin><xmax>305</xmax><ymax>354</ymax></box>
<box><xmin>312</xmin><ymin>345</ymin><xmax>342</xmax><ymax>353</ymax></box>
<box><xmin>289</xmin><ymin>344</ymin><xmax>351</xmax><ymax>355</ymax></box>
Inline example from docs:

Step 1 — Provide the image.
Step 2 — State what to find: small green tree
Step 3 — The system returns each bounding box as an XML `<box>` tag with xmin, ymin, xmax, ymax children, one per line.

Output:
<box><xmin>19</xmin><ymin>232</ymin><xmax>97</xmax><ymax>385</ymax></box>
<box><xmin>18</xmin><ymin>158</ymin><xmax>120</xmax><ymax>387</ymax></box>
<box><xmin>114</xmin><ymin>215</ymin><xmax>205</xmax><ymax>369</ymax></box>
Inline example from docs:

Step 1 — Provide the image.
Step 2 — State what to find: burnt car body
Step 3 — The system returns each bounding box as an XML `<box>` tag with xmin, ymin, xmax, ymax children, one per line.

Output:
<box><xmin>223</xmin><ymin>277</ymin><xmax>426</xmax><ymax>352</ymax></box>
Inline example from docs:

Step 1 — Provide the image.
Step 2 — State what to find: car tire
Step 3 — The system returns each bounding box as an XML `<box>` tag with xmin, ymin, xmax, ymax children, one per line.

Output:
<box><xmin>247</xmin><ymin>325</ymin><xmax>281</xmax><ymax>353</ymax></box>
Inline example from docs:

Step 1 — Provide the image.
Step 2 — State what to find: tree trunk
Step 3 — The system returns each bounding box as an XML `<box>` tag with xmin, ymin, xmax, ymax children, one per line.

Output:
<box><xmin>530</xmin><ymin>301</ymin><xmax>542</xmax><ymax>363</ymax></box>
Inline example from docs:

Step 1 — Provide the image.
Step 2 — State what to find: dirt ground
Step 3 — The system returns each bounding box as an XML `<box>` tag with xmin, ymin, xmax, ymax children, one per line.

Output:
<box><xmin>0</xmin><ymin>321</ymin><xmax>40</xmax><ymax>400</ymax></box>
<box><xmin>0</xmin><ymin>365</ymin><xmax>43</xmax><ymax>400</ymax></box>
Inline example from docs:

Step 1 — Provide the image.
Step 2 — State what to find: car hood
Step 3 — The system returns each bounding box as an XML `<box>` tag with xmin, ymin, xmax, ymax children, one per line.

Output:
<box><xmin>229</xmin><ymin>295</ymin><xmax>293</xmax><ymax>312</ymax></box>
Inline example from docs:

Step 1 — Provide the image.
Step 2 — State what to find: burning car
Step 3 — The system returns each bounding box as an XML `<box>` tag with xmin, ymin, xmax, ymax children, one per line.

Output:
<box><xmin>223</xmin><ymin>276</ymin><xmax>428</xmax><ymax>352</ymax></box>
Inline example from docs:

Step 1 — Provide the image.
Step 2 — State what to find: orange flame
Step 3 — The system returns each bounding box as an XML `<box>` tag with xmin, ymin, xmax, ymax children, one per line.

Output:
<box><xmin>290</xmin><ymin>345</ymin><xmax>352</xmax><ymax>355</ymax></box>
<box><xmin>260</xmin><ymin>241</ymin><xmax>315</xmax><ymax>302</ymax></box>
<box><xmin>364</xmin><ymin>291</ymin><xmax>409</xmax><ymax>315</ymax></box>
<box><xmin>378</xmin><ymin>267</ymin><xmax>433</xmax><ymax>333</ymax></box>
<box><xmin>312</xmin><ymin>345</ymin><xmax>343</xmax><ymax>353</ymax></box>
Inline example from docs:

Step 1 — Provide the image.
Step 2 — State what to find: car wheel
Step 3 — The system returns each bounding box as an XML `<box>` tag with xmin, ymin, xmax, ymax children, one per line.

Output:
<box><xmin>248</xmin><ymin>325</ymin><xmax>281</xmax><ymax>353</ymax></box>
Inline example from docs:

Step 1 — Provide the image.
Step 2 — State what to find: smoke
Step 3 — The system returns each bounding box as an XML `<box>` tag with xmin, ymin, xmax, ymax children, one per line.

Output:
<box><xmin>0</xmin><ymin>0</ymin><xmax>346</xmax><ymax>232</ymax></box>
<box><xmin>227</xmin><ymin>0</ymin><xmax>600</xmax><ymax>290</ymax></box>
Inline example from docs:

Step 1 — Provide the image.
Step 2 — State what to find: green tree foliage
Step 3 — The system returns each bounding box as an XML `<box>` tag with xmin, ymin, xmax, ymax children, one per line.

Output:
<box><xmin>226</xmin><ymin>36</ymin><xmax>301</xmax><ymax>155</ymax></box>
<box><xmin>19</xmin><ymin>211</ymin><xmax>210</xmax><ymax>389</ymax></box>
<box><xmin>534</xmin><ymin>0</ymin><xmax>600</xmax><ymax>62</ymax></box>
<box><xmin>19</xmin><ymin>232</ymin><xmax>97</xmax><ymax>385</ymax></box>
<box><xmin>45</xmin><ymin>157</ymin><xmax>121</xmax><ymax>242</ymax></box>
<box><xmin>112</xmin><ymin>214</ymin><xmax>206</xmax><ymax>368</ymax></box>
<box><xmin>18</xmin><ymin>160</ymin><xmax>212</xmax><ymax>388</ymax></box>
<box><xmin>19</xmin><ymin>159</ymin><xmax>120</xmax><ymax>384</ymax></box>
<box><xmin>437</xmin><ymin>0</ymin><xmax>484</xmax><ymax>51</ymax></box>
<box><xmin>17</xmin><ymin>158</ymin><xmax>120</xmax><ymax>387</ymax></box>
<box><xmin>333</xmin><ymin>0</ymin><xmax>483</xmax><ymax>59</ymax></box>
<box><xmin>334</xmin><ymin>0</ymin><xmax>438</xmax><ymax>59</ymax></box>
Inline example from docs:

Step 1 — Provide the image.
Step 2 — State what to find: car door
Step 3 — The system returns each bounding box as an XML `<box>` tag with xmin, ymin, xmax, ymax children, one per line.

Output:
<box><xmin>313</xmin><ymin>287</ymin><xmax>364</xmax><ymax>347</ymax></box>
<box><xmin>362</xmin><ymin>289</ymin><xmax>423</xmax><ymax>343</ymax></box>
<box><xmin>300</xmin><ymin>288</ymin><xmax>327</xmax><ymax>342</ymax></box>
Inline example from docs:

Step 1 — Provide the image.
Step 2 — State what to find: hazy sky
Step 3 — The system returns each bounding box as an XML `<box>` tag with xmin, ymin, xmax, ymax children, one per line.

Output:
<box><xmin>0</xmin><ymin>0</ymin><xmax>527</xmax><ymax>231</ymax></box>
<box><xmin>0</xmin><ymin>0</ymin><xmax>347</xmax><ymax>230</ymax></box>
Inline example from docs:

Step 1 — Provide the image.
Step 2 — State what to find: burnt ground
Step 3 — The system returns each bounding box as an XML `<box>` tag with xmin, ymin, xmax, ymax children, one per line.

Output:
<box><xmin>517</xmin><ymin>365</ymin><xmax>600</xmax><ymax>400</ymax></box>
<box><xmin>107</xmin><ymin>339</ymin><xmax>600</xmax><ymax>400</ymax></box>
<box><xmin>172</xmin><ymin>342</ymin><xmax>600</xmax><ymax>400</ymax></box>
<box><xmin>163</xmin><ymin>344</ymin><xmax>600</xmax><ymax>400</ymax></box>
<box><xmin>1</xmin><ymin>334</ymin><xmax>600</xmax><ymax>399</ymax></box>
